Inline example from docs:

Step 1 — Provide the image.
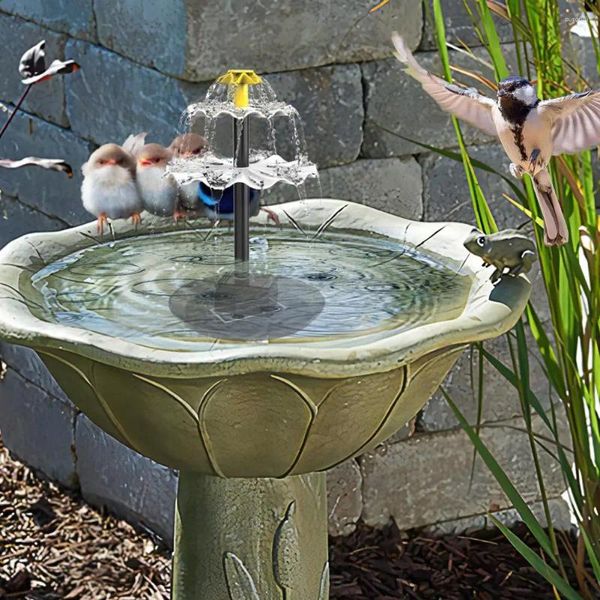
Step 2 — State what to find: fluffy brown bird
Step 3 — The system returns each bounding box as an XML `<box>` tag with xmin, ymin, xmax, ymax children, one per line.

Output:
<box><xmin>169</xmin><ymin>133</ymin><xmax>208</xmax><ymax>212</ymax></box>
<box><xmin>81</xmin><ymin>144</ymin><xmax>142</xmax><ymax>234</ymax></box>
<box><xmin>136</xmin><ymin>143</ymin><xmax>180</xmax><ymax>219</ymax></box>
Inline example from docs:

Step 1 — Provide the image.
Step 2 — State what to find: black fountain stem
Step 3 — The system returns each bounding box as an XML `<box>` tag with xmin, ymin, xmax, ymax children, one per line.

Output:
<box><xmin>233</xmin><ymin>116</ymin><xmax>250</xmax><ymax>263</ymax></box>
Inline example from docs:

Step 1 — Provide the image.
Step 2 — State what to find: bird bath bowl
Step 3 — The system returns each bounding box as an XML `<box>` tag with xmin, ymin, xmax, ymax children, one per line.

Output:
<box><xmin>0</xmin><ymin>199</ymin><xmax>530</xmax><ymax>599</ymax></box>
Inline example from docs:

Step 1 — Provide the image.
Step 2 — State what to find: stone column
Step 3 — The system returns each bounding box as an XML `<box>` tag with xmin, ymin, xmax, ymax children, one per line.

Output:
<box><xmin>172</xmin><ymin>471</ymin><xmax>329</xmax><ymax>600</ymax></box>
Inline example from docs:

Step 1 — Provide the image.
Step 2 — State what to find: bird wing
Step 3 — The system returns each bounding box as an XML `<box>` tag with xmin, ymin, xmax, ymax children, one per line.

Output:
<box><xmin>539</xmin><ymin>89</ymin><xmax>600</xmax><ymax>155</ymax></box>
<box><xmin>391</xmin><ymin>33</ymin><xmax>498</xmax><ymax>137</ymax></box>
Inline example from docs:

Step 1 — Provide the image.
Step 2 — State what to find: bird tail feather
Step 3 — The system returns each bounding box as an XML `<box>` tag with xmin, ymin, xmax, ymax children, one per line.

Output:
<box><xmin>532</xmin><ymin>169</ymin><xmax>569</xmax><ymax>246</ymax></box>
<box><xmin>122</xmin><ymin>132</ymin><xmax>147</xmax><ymax>157</ymax></box>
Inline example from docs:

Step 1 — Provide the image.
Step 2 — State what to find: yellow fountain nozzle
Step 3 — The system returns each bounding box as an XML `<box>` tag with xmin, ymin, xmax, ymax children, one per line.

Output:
<box><xmin>216</xmin><ymin>69</ymin><xmax>262</xmax><ymax>109</ymax></box>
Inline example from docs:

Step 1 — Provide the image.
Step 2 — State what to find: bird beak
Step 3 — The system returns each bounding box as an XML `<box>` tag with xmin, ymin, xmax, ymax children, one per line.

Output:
<box><xmin>497</xmin><ymin>89</ymin><xmax>506</xmax><ymax>97</ymax></box>
<box><xmin>139</xmin><ymin>158</ymin><xmax>153</xmax><ymax>166</ymax></box>
<box><xmin>105</xmin><ymin>159</ymin><xmax>118</xmax><ymax>165</ymax></box>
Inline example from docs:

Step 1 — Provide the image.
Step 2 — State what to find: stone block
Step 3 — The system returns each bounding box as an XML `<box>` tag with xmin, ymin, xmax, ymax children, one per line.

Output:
<box><xmin>421</xmin><ymin>143</ymin><xmax>525</xmax><ymax>230</ymax></box>
<box><xmin>327</xmin><ymin>459</ymin><xmax>363</xmax><ymax>537</ymax></box>
<box><xmin>0</xmin><ymin>342</ymin><xmax>66</xmax><ymax>401</ymax></box>
<box><xmin>94</xmin><ymin>0</ymin><xmax>187</xmax><ymax>77</ymax></box>
<box><xmin>360</xmin><ymin>415</ymin><xmax>566</xmax><ymax>528</ymax></box>
<box><xmin>75</xmin><ymin>413</ymin><xmax>177</xmax><ymax>543</ymax></box>
<box><xmin>65</xmin><ymin>40</ymin><xmax>213</xmax><ymax>149</ymax></box>
<box><xmin>420</xmin><ymin>0</ymin><xmax>514</xmax><ymax>51</ymax></box>
<box><xmin>266</xmin><ymin>65</ymin><xmax>364</xmax><ymax>168</ymax></box>
<box><xmin>0</xmin><ymin>195</ymin><xmax>66</xmax><ymax>249</ymax></box>
<box><xmin>0</xmin><ymin>367</ymin><xmax>77</xmax><ymax>487</ymax></box>
<box><xmin>362</xmin><ymin>45</ymin><xmax>519</xmax><ymax>158</ymax></box>
<box><xmin>419</xmin><ymin>331</ymin><xmax>555</xmax><ymax>433</ymax></box>
<box><xmin>0</xmin><ymin>0</ymin><xmax>96</xmax><ymax>40</ymax></box>
<box><xmin>65</xmin><ymin>40</ymin><xmax>195</xmax><ymax>147</ymax></box>
<box><xmin>0</xmin><ymin>14</ymin><xmax>68</xmax><ymax>126</ymax></box>
<box><xmin>263</xmin><ymin>157</ymin><xmax>423</xmax><ymax>219</ymax></box>
<box><xmin>95</xmin><ymin>0</ymin><xmax>422</xmax><ymax>81</ymax></box>
<box><xmin>0</xmin><ymin>110</ymin><xmax>93</xmax><ymax>225</ymax></box>
<box><xmin>426</xmin><ymin>496</ymin><xmax>573</xmax><ymax>534</ymax></box>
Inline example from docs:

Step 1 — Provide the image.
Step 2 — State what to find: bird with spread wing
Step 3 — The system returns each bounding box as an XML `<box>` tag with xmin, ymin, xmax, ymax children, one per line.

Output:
<box><xmin>393</xmin><ymin>33</ymin><xmax>600</xmax><ymax>246</ymax></box>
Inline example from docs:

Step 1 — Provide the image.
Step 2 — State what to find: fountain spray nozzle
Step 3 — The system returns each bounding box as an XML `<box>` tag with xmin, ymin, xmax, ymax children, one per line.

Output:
<box><xmin>216</xmin><ymin>69</ymin><xmax>262</xmax><ymax>109</ymax></box>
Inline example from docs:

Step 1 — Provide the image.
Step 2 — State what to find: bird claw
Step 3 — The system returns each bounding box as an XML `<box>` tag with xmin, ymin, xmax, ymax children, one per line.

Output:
<box><xmin>131</xmin><ymin>212</ymin><xmax>142</xmax><ymax>228</ymax></box>
<box><xmin>97</xmin><ymin>213</ymin><xmax>108</xmax><ymax>236</ymax></box>
<box><xmin>509</xmin><ymin>163</ymin><xmax>525</xmax><ymax>179</ymax></box>
<box><xmin>173</xmin><ymin>210</ymin><xmax>187</xmax><ymax>222</ymax></box>
<box><xmin>261</xmin><ymin>207</ymin><xmax>280</xmax><ymax>226</ymax></box>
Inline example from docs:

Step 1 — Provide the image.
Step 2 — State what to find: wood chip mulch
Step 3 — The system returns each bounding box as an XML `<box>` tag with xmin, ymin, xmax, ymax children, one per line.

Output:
<box><xmin>0</xmin><ymin>436</ymin><xmax>590</xmax><ymax>599</ymax></box>
<box><xmin>329</xmin><ymin>520</ymin><xmax>590</xmax><ymax>599</ymax></box>
<box><xmin>0</xmin><ymin>439</ymin><xmax>170</xmax><ymax>599</ymax></box>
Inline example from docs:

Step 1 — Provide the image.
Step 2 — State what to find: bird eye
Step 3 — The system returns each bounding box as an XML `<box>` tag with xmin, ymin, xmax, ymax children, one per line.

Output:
<box><xmin>98</xmin><ymin>159</ymin><xmax>106</xmax><ymax>165</ymax></box>
<box><xmin>153</xmin><ymin>157</ymin><xmax>161</xmax><ymax>163</ymax></box>
<box><xmin>477</xmin><ymin>236</ymin><xmax>486</xmax><ymax>247</ymax></box>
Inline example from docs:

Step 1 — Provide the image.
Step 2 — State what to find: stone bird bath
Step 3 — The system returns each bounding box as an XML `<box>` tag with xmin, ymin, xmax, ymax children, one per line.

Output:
<box><xmin>0</xmin><ymin>201</ymin><xmax>529</xmax><ymax>599</ymax></box>
<box><xmin>0</xmin><ymin>71</ymin><xmax>530</xmax><ymax>599</ymax></box>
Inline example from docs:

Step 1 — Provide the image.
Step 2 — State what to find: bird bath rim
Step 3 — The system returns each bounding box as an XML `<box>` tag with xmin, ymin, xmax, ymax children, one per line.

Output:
<box><xmin>0</xmin><ymin>199</ymin><xmax>530</xmax><ymax>379</ymax></box>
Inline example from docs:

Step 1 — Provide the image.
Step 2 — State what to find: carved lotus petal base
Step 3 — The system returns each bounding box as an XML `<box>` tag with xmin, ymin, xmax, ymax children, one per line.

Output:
<box><xmin>37</xmin><ymin>344</ymin><xmax>465</xmax><ymax>477</ymax></box>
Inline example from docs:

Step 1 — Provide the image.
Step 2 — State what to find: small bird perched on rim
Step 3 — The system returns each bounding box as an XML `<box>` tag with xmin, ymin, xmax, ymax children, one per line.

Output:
<box><xmin>81</xmin><ymin>143</ymin><xmax>142</xmax><ymax>235</ymax></box>
<box><xmin>392</xmin><ymin>33</ymin><xmax>600</xmax><ymax>246</ymax></box>
<box><xmin>135</xmin><ymin>143</ymin><xmax>181</xmax><ymax>220</ymax></box>
<box><xmin>169</xmin><ymin>133</ymin><xmax>208</xmax><ymax>213</ymax></box>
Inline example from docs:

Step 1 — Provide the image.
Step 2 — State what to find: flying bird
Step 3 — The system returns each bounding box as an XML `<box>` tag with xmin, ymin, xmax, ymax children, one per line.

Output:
<box><xmin>135</xmin><ymin>143</ymin><xmax>181</xmax><ymax>219</ymax></box>
<box><xmin>391</xmin><ymin>33</ymin><xmax>600</xmax><ymax>246</ymax></box>
<box><xmin>81</xmin><ymin>143</ymin><xmax>142</xmax><ymax>234</ymax></box>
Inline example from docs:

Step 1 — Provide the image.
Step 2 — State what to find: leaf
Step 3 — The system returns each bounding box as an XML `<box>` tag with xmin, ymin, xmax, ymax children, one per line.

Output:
<box><xmin>441</xmin><ymin>387</ymin><xmax>557</xmax><ymax>562</ymax></box>
<box><xmin>21</xmin><ymin>59</ymin><xmax>79</xmax><ymax>85</ymax></box>
<box><xmin>19</xmin><ymin>40</ymin><xmax>45</xmax><ymax>79</ymax></box>
<box><xmin>490</xmin><ymin>517</ymin><xmax>583</xmax><ymax>600</ymax></box>
<box><xmin>223</xmin><ymin>552</ymin><xmax>260</xmax><ymax>600</ymax></box>
<box><xmin>0</xmin><ymin>157</ymin><xmax>73</xmax><ymax>177</ymax></box>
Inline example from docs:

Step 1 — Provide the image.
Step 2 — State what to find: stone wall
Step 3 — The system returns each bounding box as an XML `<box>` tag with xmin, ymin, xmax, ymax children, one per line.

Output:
<box><xmin>0</xmin><ymin>0</ymin><xmax>577</xmax><ymax>541</ymax></box>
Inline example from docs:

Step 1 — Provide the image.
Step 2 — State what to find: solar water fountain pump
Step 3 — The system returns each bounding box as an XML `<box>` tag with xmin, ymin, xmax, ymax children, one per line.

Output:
<box><xmin>216</xmin><ymin>69</ymin><xmax>262</xmax><ymax>262</ymax></box>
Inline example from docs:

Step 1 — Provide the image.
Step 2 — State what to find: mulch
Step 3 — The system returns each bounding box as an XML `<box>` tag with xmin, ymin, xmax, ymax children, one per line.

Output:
<box><xmin>0</xmin><ymin>436</ymin><xmax>589</xmax><ymax>599</ymax></box>
<box><xmin>330</xmin><ymin>521</ymin><xmax>587</xmax><ymax>599</ymax></box>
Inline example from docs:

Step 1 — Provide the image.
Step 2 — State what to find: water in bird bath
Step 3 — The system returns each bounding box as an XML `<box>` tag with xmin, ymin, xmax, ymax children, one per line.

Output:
<box><xmin>28</xmin><ymin>228</ymin><xmax>472</xmax><ymax>347</ymax></box>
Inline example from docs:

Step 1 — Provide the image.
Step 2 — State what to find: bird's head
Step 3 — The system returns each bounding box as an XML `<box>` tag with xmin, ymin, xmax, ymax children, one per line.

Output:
<box><xmin>497</xmin><ymin>76</ymin><xmax>538</xmax><ymax>107</ymax></box>
<box><xmin>88</xmin><ymin>144</ymin><xmax>135</xmax><ymax>173</ymax></box>
<box><xmin>169</xmin><ymin>133</ymin><xmax>208</xmax><ymax>158</ymax></box>
<box><xmin>137</xmin><ymin>143</ymin><xmax>172</xmax><ymax>169</ymax></box>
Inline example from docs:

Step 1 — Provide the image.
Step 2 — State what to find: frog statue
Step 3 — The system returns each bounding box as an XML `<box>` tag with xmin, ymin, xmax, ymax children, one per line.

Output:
<box><xmin>464</xmin><ymin>229</ymin><xmax>537</xmax><ymax>284</ymax></box>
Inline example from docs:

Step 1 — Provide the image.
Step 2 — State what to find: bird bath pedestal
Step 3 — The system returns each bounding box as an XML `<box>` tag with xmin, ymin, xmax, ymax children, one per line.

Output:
<box><xmin>0</xmin><ymin>200</ymin><xmax>530</xmax><ymax>599</ymax></box>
